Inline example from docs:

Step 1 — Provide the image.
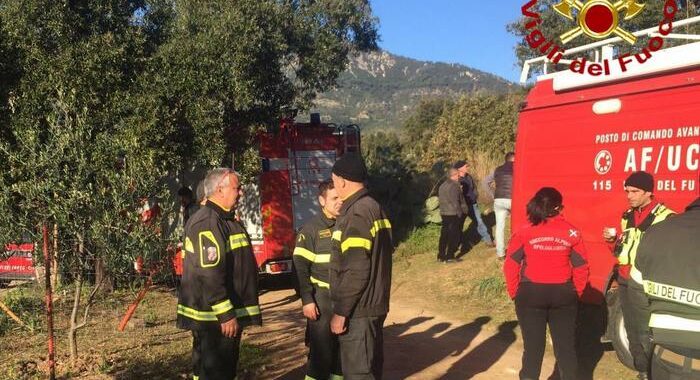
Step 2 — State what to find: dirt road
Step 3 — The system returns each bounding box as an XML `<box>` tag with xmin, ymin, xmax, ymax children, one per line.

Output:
<box><xmin>246</xmin><ymin>289</ymin><xmax>555</xmax><ymax>380</ymax></box>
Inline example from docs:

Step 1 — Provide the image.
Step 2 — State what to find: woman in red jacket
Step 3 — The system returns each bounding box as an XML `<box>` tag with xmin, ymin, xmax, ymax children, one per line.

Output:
<box><xmin>504</xmin><ymin>187</ymin><xmax>589</xmax><ymax>380</ymax></box>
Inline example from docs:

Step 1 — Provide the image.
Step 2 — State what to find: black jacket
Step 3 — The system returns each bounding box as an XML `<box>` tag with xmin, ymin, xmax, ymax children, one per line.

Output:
<box><xmin>293</xmin><ymin>212</ymin><xmax>335</xmax><ymax>305</ymax></box>
<box><xmin>177</xmin><ymin>201</ymin><xmax>261</xmax><ymax>330</ymax></box>
<box><xmin>438</xmin><ymin>178</ymin><xmax>468</xmax><ymax>216</ymax></box>
<box><xmin>493</xmin><ymin>161</ymin><xmax>514</xmax><ymax>200</ymax></box>
<box><xmin>633</xmin><ymin>197</ymin><xmax>700</xmax><ymax>354</ymax></box>
<box><xmin>330</xmin><ymin>188</ymin><xmax>393</xmax><ymax>318</ymax></box>
<box><xmin>458</xmin><ymin>174</ymin><xmax>478</xmax><ymax>205</ymax></box>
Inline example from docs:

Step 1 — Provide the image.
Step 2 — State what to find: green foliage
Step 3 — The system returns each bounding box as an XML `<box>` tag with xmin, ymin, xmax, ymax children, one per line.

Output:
<box><xmin>472</xmin><ymin>276</ymin><xmax>507</xmax><ymax>300</ymax></box>
<box><xmin>393</xmin><ymin>224</ymin><xmax>441</xmax><ymax>258</ymax></box>
<box><xmin>0</xmin><ymin>288</ymin><xmax>45</xmax><ymax>336</ymax></box>
<box><xmin>508</xmin><ymin>0</ymin><xmax>700</xmax><ymax>79</ymax></box>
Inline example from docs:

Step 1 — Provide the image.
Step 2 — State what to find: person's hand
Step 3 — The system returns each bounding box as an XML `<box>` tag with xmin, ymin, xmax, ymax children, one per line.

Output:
<box><xmin>330</xmin><ymin>314</ymin><xmax>347</xmax><ymax>335</ymax></box>
<box><xmin>221</xmin><ymin>317</ymin><xmax>239</xmax><ymax>338</ymax></box>
<box><xmin>602</xmin><ymin>227</ymin><xmax>617</xmax><ymax>242</ymax></box>
<box><xmin>303</xmin><ymin>303</ymin><xmax>320</xmax><ymax>321</ymax></box>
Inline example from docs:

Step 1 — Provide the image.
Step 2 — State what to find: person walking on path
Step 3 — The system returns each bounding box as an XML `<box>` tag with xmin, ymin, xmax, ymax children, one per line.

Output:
<box><xmin>438</xmin><ymin>168</ymin><xmax>468</xmax><ymax>263</ymax></box>
<box><xmin>293</xmin><ymin>180</ymin><xmax>343</xmax><ymax>380</ymax></box>
<box><xmin>504</xmin><ymin>187</ymin><xmax>589</xmax><ymax>380</ymax></box>
<box><xmin>632</xmin><ymin>197</ymin><xmax>700</xmax><ymax>380</ymax></box>
<box><xmin>486</xmin><ymin>152</ymin><xmax>514</xmax><ymax>259</ymax></box>
<box><xmin>177</xmin><ymin>168</ymin><xmax>262</xmax><ymax>380</ymax></box>
<box><xmin>329</xmin><ymin>153</ymin><xmax>393</xmax><ymax>380</ymax></box>
<box><xmin>603</xmin><ymin>171</ymin><xmax>675</xmax><ymax>380</ymax></box>
<box><xmin>454</xmin><ymin>160</ymin><xmax>495</xmax><ymax>249</ymax></box>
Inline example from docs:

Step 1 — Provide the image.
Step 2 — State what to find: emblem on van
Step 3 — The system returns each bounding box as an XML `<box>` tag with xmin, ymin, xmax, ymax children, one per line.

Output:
<box><xmin>595</xmin><ymin>150</ymin><xmax>613</xmax><ymax>175</ymax></box>
<box><xmin>553</xmin><ymin>0</ymin><xmax>645</xmax><ymax>45</ymax></box>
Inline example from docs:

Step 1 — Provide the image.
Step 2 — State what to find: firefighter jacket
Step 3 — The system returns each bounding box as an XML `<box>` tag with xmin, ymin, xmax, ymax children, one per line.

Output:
<box><xmin>293</xmin><ymin>212</ymin><xmax>335</xmax><ymax>305</ymax></box>
<box><xmin>632</xmin><ymin>198</ymin><xmax>700</xmax><ymax>352</ymax></box>
<box><xmin>615</xmin><ymin>201</ymin><xmax>675</xmax><ymax>267</ymax></box>
<box><xmin>503</xmin><ymin>215</ymin><xmax>589</xmax><ymax>299</ymax></box>
<box><xmin>176</xmin><ymin>201</ymin><xmax>261</xmax><ymax>331</ymax></box>
<box><xmin>330</xmin><ymin>188</ymin><xmax>393</xmax><ymax>318</ymax></box>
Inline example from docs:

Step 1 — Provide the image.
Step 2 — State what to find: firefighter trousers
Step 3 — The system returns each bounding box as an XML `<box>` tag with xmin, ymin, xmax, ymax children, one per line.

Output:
<box><xmin>338</xmin><ymin>314</ymin><xmax>386</xmax><ymax>380</ymax></box>
<box><xmin>515</xmin><ymin>282</ymin><xmax>578</xmax><ymax>380</ymax></box>
<box><xmin>306</xmin><ymin>287</ymin><xmax>342</xmax><ymax>380</ymax></box>
<box><xmin>192</xmin><ymin>326</ymin><xmax>242</xmax><ymax>380</ymax></box>
<box><xmin>619</xmin><ymin>282</ymin><xmax>653</xmax><ymax>374</ymax></box>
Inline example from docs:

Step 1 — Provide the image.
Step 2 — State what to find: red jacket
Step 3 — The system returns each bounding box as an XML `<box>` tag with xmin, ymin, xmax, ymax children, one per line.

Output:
<box><xmin>503</xmin><ymin>215</ymin><xmax>589</xmax><ymax>299</ymax></box>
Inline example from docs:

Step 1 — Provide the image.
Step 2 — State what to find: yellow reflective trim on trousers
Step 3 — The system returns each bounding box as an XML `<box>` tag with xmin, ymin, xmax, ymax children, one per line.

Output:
<box><xmin>211</xmin><ymin>299</ymin><xmax>234</xmax><ymax>315</ymax></box>
<box><xmin>341</xmin><ymin>237</ymin><xmax>372</xmax><ymax>253</ymax></box>
<box><xmin>235</xmin><ymin>305</ymin><xmax>261</xmax><ymax>318</ymax></box>
<box><xmin>230</xmin><ymin>234</ymin><xmax>250</xmax><ymax>250</ymax></box>
<box><xmin>314</xmin><ymin>253</ymin><xmax>331</xmax><ymax>264</ymax></box>
<box><xmin>370</xmin><ymin>219</ymin><xmax>392</xmax><ymax>237</ymax></box>
<box><xmin>329</xmin><ymin>374</ymin><xmax>343</xmax><ymax>380</ymax></box>
<box><xmin>177</xmin><ymin>304</ymin><xmax>218</xmax><ymax>321</ymax></box>
<box><xmin>293</xmin><ymin>247</ymin><xmax>316</xmax><ymax>262</ymax></box>
<box><xmin>184</xmin><ymin>237</ymin><xmax>194</xmax><ymax>253</ymax></box>
<box><xmin>644</xmin><ymin>280</ymin><xmax>700</xmax><ymax>308</ymax></box>
<box><xmin>310</xmin><ymin>276</ymin><xmax>330</xmax><ymax>289</ymax></box>
<box><xmin>332</xmin><ymin>230</ymin><xmax>342</xmax><ymax>241</ymax></box>
<box><xmin>650</xmin><ymin>314</ymin><xmax>700</xmax><ymax>332</ymax></box>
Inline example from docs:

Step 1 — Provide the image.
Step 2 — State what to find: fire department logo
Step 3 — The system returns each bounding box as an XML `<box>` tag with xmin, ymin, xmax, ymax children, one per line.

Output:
<box><xmin>553</xmin><ymin>0</ymin><xmax>645</xmax><ymax>45</ymax></box>
<box><xmin>207</xmin><ymin>247</ymin><xmax>218</xmax><ymax>262</ymax></box>
<box><xmin>595</xmin><ymin>150</ymin><xmax>613</xmax><ymax>175</ymax></box>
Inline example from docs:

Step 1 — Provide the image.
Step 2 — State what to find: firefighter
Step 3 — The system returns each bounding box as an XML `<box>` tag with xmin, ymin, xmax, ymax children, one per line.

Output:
<box><xmin>632</xmin><ymin>197</ymin><xmax>700</xmax><ymax>380</ymax></box>
<box><xmin>504</xmin><ymin>187</ymin><xmax>589</xmax><ymax>380</ymax></box>
<box><xmin>329</xmin><ymin>153</ymin><xmax>393</xmax><ymax>380</ymax></box>
<box><xmin>293</xmin><ymin>180</ymin><xmax>343</xmax><ymax>380</ymax></box>
<box><xmin>603</xmin><ymin>171</ymin><xmax>676</xmax><ymax>380</ymax></box>
<box><xmin>177</xmin><ymin>168</ymin><xmax>261</xmax><ymax>380</ymax></box>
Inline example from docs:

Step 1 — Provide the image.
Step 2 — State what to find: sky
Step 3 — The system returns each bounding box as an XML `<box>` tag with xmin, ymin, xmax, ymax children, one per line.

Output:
<box><xmin>371</xmin><ymin>0</ymin><xmax>526</xmax><ymax>83</ymax></box>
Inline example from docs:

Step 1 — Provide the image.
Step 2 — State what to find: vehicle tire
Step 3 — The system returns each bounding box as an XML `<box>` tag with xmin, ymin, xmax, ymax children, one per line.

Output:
<box><xmin>606</xmin><ymin>288</ymin><xmax>636</xmax><ymax>370</ymax></box>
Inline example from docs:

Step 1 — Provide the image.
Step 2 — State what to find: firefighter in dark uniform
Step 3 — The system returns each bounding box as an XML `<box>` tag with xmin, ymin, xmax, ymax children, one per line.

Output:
<box><xmin>632</xmin><ymin>197</ymin><xmax>700</xmax><ymax>380</ymax></box>
<box><xmin>293</xmin><ymin>180</ymin><xmax>343</xmax><ymax>380</ymax></box>
<box><xmin>603</xmin><ymin>171</ymin><xmax>675</xmax><ymax>380</ymax></box>
<box><xmin>177</xmin><ymin>168</ymin><xmax>262</xmax><ymax>380</ymax></box>
<box><xmin>329</xmin><ymin>153</ymin><xmax>393</xmax><ymax>380</ymax></box>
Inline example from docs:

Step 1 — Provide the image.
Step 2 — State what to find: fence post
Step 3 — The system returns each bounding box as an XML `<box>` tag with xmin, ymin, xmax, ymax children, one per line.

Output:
<box><xmin>43</xmin><ymin>223</ymin><xmax>56</xmax><ymax>380</ymax></box>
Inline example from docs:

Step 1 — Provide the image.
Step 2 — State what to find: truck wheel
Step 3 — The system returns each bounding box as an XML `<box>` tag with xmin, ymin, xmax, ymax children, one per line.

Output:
<box><xmin>606</xmin><ymin>288</ymin><xmax>635</xmax><ymax>370</ymax></box>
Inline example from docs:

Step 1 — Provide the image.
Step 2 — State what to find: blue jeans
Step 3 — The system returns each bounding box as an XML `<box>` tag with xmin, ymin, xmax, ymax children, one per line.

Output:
<box><xmin>494</xmin><ymin>198</ymin><xmax>512</xmax><ymax>257</ymax></box>
<box><xmin>467</xmin><ymin>203</ymin><xmax>492</xmax><ymax>245</ymax></box>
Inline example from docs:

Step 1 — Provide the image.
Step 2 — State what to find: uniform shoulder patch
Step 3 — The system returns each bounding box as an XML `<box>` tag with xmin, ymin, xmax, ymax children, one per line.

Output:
<box><xmin>297</xmin><ymin>233</ymin><xmax>305</xmax><ymax>243</ymax></box>
<box><xmin>199</xmin><ymin>231</ymin><xmax>220</xmax><ymax>268</ymax></box>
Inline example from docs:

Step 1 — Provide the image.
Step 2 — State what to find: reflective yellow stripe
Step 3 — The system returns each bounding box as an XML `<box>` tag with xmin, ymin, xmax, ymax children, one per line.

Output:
<box><xmin>329</xmin><ymin>374</ymin><xmax>343</xmax><ymax>380</ymax></box>
<box><xmin>293</xmin><ymin>247</ymin><xmax>316</xmax><ymax>262</ymax></box>
<box><xmin>630</xmin><ymin>266</ymin><xmax>644</xmax><ymax>284</ymax></box>
<box><xmin>310</xmin><ymin>276</ymin><xmax>330</xmax><ymax>289</ymax></box>
<box><xmin>211</xmin><ymin>299</ymin><xmax>234</xmax><ymax>315</ymax></box>
<box><xmin>194</xmin><ymin>376</ymin><xmax>199</xmax><ymax>380</ymax></box>
<box><xmin>235</xmin><ymin>305</ymin><xmax>261</xmax><ymax>318</ymax></box>
<box><xmin>644</xmin><ymin>280</ymin><xmax>700</xmax><ymax>308</ymax></box>
<box><xmin>229</xmin><ymin>233</ymin><xmax>250</xmax><ymax>250</ymax></box>
<box><xmin>370</xmin><ymin>219</ymin><xmax>392</xmax><ymax>237</ymax></box>
<box><xmin>650</xmin><ymin>314</ymin><xmax>700</xmax><ymax>332</ymax></box>
<box><xmin>314</xmin><ymin>254</ymin><xmax>331</xmax><ymax>264</ymax></box>
<box><xmin>177</xmin><ymin>304</ymin><xmax>218</xmax><ymax>321</ymax></box>
<box><xmin>332</xmin><ymin>230</ymin><xmax>342</xmax><ymax>241</ymax></box>
<box><xmin>341</xmin><ymin>237</ymin><xmax>372</xmax><ymax>253</ymax></box>
<box><xmin>199</xmin><ymin>231</ymin><xmax>220</xmax><ymax>268</ymax></box>
<box><xmin>304</xmin><ymin>376</ymin><xmax>316</xmax><ymax>380</ymax></box>
<box><xmin>184</xmin><ymin>237</ymin><xmax>194</xmax><ymax>253</ymax></box>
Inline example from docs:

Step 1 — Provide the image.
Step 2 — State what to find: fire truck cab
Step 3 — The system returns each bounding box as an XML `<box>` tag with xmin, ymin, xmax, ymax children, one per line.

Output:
<box><xmin>516</xmin><ymin>19</ymin><xmax>700</xmax><ymax>369</ymax></box>
<box><xmin>0</xmin><ymin>243</ymin><xmax>36</xmax><ymax>286</ymax></box>
<box><xmin>238</xmin><ymin>114</ymin><xmax>360</xmax><ymax>280</ymax></box>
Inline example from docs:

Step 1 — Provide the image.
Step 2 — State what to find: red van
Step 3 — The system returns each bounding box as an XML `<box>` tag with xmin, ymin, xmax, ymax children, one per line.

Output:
<box><xmin>515</xmin><ymin>38</ymin><xmax>700</xmax><ymax>367</ymax></box>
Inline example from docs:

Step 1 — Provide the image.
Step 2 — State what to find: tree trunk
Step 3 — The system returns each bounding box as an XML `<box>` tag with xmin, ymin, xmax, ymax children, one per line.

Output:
<box><xmin>95</xmin><ymin>258</ymin><xmax>114</xmax><ymax>293</ymax></box>
<box><xmin>51</xmin><ymin>223</ymin><xmax>59</xmax><ymax>288</ymax></box>
<box><xmin>68</xmin><ymin>270</ymin><xmax>82</xmax><ymax>363</ymax></box>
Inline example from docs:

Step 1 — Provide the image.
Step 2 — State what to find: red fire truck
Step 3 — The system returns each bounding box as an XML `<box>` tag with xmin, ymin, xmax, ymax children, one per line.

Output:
<box><xmin>238</xmin><ymin>114</ymin><xmax>360</xmax><ymax>280</ymax></box>
<box><xmin>516</xmin><ymin>21</ymin><xmax>700</xmax><ymax>368</ymax></box>
<box><xmin>0</xmin><ymin>243</ymin><xmax>35</xmax><ymax>286</ymax></box>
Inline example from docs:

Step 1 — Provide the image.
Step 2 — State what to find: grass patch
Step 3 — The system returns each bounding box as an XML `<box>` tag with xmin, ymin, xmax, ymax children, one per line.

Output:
<box><xmin>472</xmin><ymin>276</ymin><xmax>506</xmax><ymax>300</ymax></box>
<box><xmin>0</xmin><ymin>285</ymin><xmax>45</xmax><ymax>335</ymax></box>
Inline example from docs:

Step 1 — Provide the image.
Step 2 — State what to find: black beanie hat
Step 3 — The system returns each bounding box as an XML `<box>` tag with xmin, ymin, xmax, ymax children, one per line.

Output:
<box><xmin>624</xmin><ymin>171</ymin><xmax>654</xmax><ymax>193</ymax></box>
<box><xmin>452</xmin><ymin>160</ymin><xmax>468</xmax><ymax>169</ymax></box>
<box><xmin>332</xmin><ymin>153</ymin><xmax>367</xmax><ymax>182</ymax></box>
